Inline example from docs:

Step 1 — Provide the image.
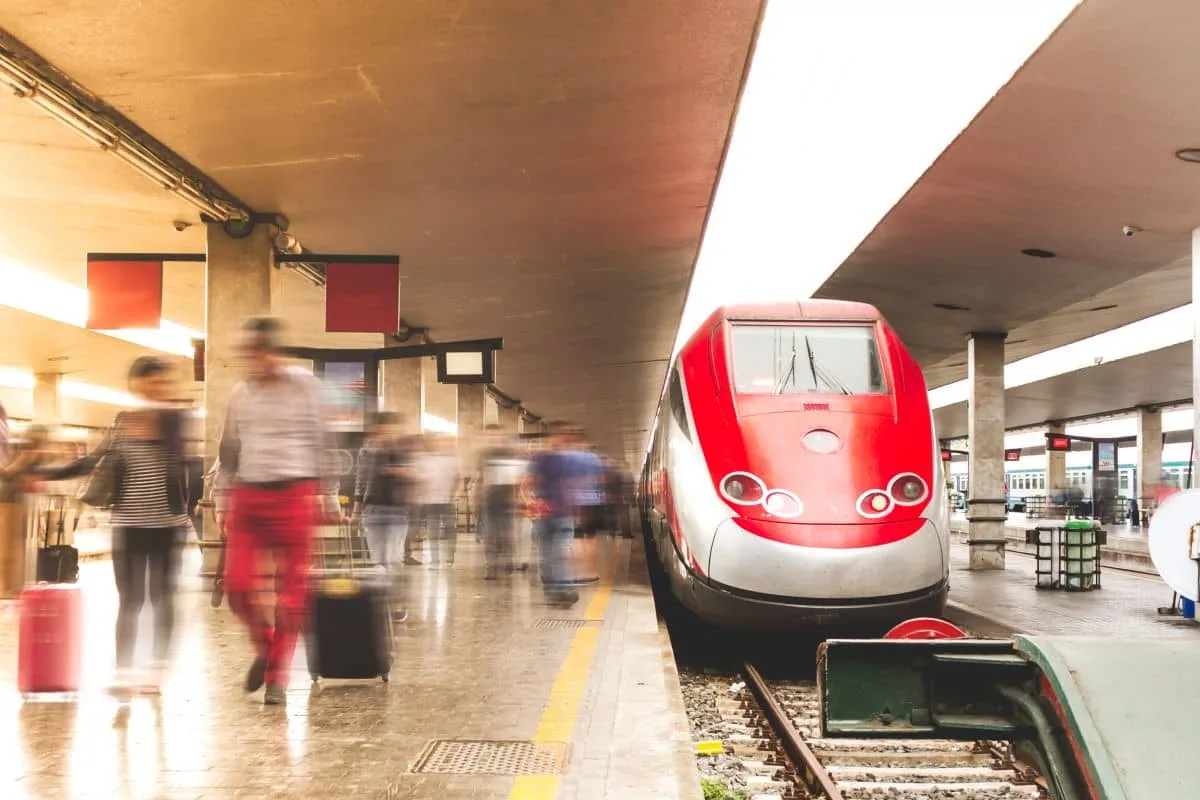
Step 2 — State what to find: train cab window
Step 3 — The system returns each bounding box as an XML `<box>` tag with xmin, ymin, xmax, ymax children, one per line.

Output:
<box><xmin>731</xmin><ymin>324</ymin><xmax>887</xmax><ymax>395</ymax></box>
<box><xmin>667</xmin><ymin>368</ymin><xmax>693</xmax><ymax>442</ymax></box>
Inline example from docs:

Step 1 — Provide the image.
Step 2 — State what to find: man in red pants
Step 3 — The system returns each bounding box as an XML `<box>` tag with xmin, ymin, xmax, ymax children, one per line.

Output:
<box><xmin>214</xmin><ymin>317</ymin><xmax>338</xmax><ymax>705</ymax></box>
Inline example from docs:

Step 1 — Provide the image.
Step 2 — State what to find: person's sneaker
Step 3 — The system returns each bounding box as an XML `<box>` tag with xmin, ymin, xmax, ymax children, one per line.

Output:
<box><xmin>108</xmin><ymin>668</ymin><xmax>134</xmax><ymax>701</ymax></box>
<box><xmin>141</xmin><ymin>662</ymin><xmax>166</xmax><ymax>695</ymax></box>
<box><xmin>263</xmin><ymin>684</ymin><xmax>286</xmax><ymax>706</ymax></box>
<box><xmin>245</xmin><ymin>655</ymin><xmax>268</xmax><ymax>693</ymax></box>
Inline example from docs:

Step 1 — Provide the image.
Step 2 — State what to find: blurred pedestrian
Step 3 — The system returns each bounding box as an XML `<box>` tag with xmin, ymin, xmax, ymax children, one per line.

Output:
<box><xmin>33</xmin><ymin>357</ymin><xmax>199</xmax><ymax>697</ymax></box>
<box><xmin>351</xmin><ymin>411</ymin><xmax>416</xmax><ymax>620</ymax></box>
<box><xmin>529</xmin><ymin>422</ymin><xmax>581</xmax><ymax>605</ymax></box>
<box><xmin>416</xmin><ymin>433</ymin><xmax>460</xmax><ymax>567</ymax></box>
<box><xmin>214</xmin><ymin>317</ymin><xmax>340</xmax><ymax>706</ymax></box>
<box><xmin>476</xmin><ymin>425</ymin><xmax>526</xmax><ymax>579</ymax></box>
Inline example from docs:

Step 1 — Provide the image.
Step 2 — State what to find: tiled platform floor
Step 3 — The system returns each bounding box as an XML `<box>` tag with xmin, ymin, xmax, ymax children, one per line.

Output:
<box><xmin>0</xmin><ymin>534</ymin><xmax>701</xmax><ymax>800</ymax></box>
<box><xmin>945</xmin><ymin>543</ymin><xmax>1197</xmax><ymax>638</ymax></box>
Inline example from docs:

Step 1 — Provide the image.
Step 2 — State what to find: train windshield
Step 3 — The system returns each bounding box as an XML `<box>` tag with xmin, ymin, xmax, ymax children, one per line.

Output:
<box><xmin>731</xmin><ymin>324</ymin><xmax>887</xmax><ymax>395</ymax></box>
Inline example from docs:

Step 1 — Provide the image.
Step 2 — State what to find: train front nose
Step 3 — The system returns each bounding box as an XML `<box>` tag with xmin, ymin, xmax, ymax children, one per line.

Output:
<box><xmin>705</xmin><ymin>517</ymin><xmax>946</xmax><ymax>601</ymax></box>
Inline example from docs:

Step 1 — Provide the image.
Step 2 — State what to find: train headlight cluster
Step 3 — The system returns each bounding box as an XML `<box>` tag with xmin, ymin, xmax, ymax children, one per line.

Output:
<box><xmin>720</xmin><ymin>472</ymin><xmax>803</xmax><ymax>518</ymax></box>
<box><xmin>857</xmin><ymin>473</ymin><xmax>930</xmax><ymax>518</ymax></box>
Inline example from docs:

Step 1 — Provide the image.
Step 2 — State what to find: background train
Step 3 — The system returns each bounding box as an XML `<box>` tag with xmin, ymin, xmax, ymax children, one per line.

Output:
<box><xmin>947</xmin><ymin>441</ymin><xmax>1193</xmax><ymax>513</ymax></box>
<box><xmin>640</xmin><ymin>301</ymin><xmax>949</xmax><ymax>633</ymax></box>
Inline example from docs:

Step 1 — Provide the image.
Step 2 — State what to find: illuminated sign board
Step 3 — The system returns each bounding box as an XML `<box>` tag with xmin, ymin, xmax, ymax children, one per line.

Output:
<box><xmin>940</xmin><ymin>449</ymin><xmax>952</xmax><ymax>461</ymax></box>
<box><xmin>437</xmin><ymin>348</ymin><xmax>496</xmax><ymax>385</ymax></box>
<box><xmin>1004</xmin><ymin>448</ymin><xmax>1022</xmax><ymax>462</ymax></box>
<box><xmin>1046</xmin><ymin>434</ymin><xmax>1071</xmax><ymax>452</ymax></box>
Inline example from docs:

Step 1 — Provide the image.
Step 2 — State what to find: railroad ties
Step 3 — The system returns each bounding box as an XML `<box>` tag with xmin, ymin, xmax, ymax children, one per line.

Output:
<box><xmin>733</xmin><ymin>666</ymin><xmax>1046</xmax><ymax>799</ymax></box>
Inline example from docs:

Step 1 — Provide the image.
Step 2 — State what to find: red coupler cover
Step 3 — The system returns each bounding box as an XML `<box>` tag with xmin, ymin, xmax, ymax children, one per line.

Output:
<box><xmin>18</xmin><ymin>582</ymin><xmax>82</xmax><ymax>694</ymax></box>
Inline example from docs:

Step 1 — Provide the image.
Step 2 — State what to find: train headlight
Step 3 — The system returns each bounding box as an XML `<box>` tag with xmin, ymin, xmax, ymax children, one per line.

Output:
<box><xmin>721</xmin><ymin>472</ymin><xmax>766</xmax><ymax>506</ymax></box>
<box><xmin>802</xmin><ymin>429</ymin><xmax>841</xmax><ymax>454</ymax></box>
<box><xmin>857</xmin><ymin>489</ymin><xmax>893</xmax><ymax>519</ymax></box>
<box><xmin>888</xmin><ymin>473</ymin><xmax>929</xmax><ymax>505</ymax></box>
<box><xmin>763</xmin><ymin>490</ymin><xmax>803</xmax><ymax>518</ymax></box>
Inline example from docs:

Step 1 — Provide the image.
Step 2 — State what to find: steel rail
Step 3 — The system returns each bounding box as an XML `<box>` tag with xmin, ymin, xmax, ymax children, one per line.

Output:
<box><xmin>741</xmin><ymin>662</ymin><xmax>843</xmax><ymax>800</ymax></box>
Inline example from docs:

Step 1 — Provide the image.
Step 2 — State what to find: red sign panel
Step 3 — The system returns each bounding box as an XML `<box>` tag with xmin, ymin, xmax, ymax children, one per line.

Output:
<box><xmin>86</xmin><ymin>258</ymin><xmax>163</xmax><ymax>329</ymax></box>
<box><xmin>1005</xmin><ymin>448</ymin><xmax>1022</xmax><ymax>462</ymax></box>
<box><xmin>1046</xmin><ymin>434</ymin><xmax>1071</xmax><ymax>452</ymax></box>
<box><xmin>325</xmin><ymin>262</ymin><xmax>400</xmax><ymax>333</ymax></box>
<box><xmin>940</xmin><ymin>449</ymin><xmax>952</xmax><ymax>462</ymax></box>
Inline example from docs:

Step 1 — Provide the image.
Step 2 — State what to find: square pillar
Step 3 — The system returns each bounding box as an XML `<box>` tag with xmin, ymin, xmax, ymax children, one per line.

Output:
<box><xmin>1046</xmin><ymin>421</ymin><xmax>1067</xmax><ymax>504</ymax></box>
<box><xmin>204</xmin><ymin>222</ymin><xmax>280</xmax><ymax>470</ymax></box>
<box><xmin>33</xmin><ymin>373</ymin><xmax>62</xmax><ymax>426</ymax></box>
<box><xmin>422</xmin><ymin>357</ymin><xmax>457</xmax><ymax>427</ymax></box>
<box><xmin>966</xmin><ymin>332</ymin><xmax>1007</xmax><ymax>570</ymax></box>
<box><xmin>380</xmin><ymin>356</ymin><xmax>423</xmax><ymax>434</ymax></box>
<box><xmin>1193</xmin><ymin>226</ymin><xmax>1200</xmax><ymax>484</ymax></box>
<box><xmin>497</xmin><ymin>403</ymin><xmax>520</xmax><ymax>433</ymax></box>
<box><xmin>456</xmin><ymin>383</ymin><xmax>487</xmax><ymax>468</ymax></box>
<box><xmin>1136</xmin><ymin>407</ymin><xmax>1162</xmax><ymax>516</ymax></box>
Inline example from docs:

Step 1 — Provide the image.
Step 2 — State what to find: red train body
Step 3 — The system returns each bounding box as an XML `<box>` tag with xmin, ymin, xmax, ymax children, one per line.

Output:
<box><xmin>640</xmin><ymin>301</ymin><xmax>949</xmax><ymax>631</ymax></box>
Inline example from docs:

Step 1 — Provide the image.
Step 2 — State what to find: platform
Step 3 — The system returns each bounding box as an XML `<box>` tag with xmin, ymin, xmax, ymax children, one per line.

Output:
<box><xmin>949</xmin><ymin>515</ymin><xmax>1154</xmax><ymax>573</ymax></box>
<box><xmin>0</xmin><ymin>534</ymin><xmax>701</xmax><ymax>800</ymax></box>
<box><xmin>944</xmin><ymin>542</ymin><xmax>1195</xmax><ymax>638</ymax></box>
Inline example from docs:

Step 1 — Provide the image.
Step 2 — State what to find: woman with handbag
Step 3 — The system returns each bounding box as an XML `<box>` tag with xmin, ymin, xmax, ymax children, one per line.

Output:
<box><xmin>38</xmin><ymin>356</ymin><xmax>199</xmax><ymax>697</ymax></box>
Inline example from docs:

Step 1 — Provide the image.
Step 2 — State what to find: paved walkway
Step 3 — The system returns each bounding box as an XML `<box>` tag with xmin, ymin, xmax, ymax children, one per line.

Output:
<box><xmin>945</xmin><ymin>543</ymin><xmax>1196</xmax><ymax>638</ymax></box>
<box><xmin>1</xmin><ymin>534</ymin><xmax>700</xmax><ymax>800</ymax></box>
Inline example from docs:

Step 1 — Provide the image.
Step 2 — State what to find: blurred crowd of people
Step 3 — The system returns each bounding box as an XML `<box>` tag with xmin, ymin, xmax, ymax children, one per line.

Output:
<box><xmin>0</xmin><ymin>315</ymin><xmax>638</xmax><ymax>707</ymax></box>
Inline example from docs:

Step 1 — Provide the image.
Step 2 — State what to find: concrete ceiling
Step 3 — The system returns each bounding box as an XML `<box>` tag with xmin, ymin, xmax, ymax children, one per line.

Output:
<box><xmin>933</xmin><ymin>342</ymin><xmax>1191</xmax><ymax>440</ymax></box>
<box><xmin>0</xmin><ymin>0</ymin><xmax>764</xmax><ymax>460</ymax></box>
<box><xmin>818</xmin><ymin>0</ymin><xmax>1200</xmax><ymax>398</ymax></box>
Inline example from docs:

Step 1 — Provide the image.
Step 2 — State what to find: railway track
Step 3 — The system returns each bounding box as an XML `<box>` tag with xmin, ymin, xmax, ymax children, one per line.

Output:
<box><xmin>732</xmin><ymin>663</ymin><xmax>1045</xmax><ymax>799</ymax></box>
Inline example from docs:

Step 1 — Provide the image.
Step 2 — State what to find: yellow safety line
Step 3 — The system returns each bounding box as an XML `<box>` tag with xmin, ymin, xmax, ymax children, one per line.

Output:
<box><xmin>508</xmin><ymin>546</ymin><xmax>618</xmax><ymax>800</ymax></box>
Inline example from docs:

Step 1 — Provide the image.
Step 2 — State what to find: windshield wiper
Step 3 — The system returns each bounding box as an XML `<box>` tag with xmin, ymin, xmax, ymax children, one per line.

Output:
<box><xmin>806</xmin><ymin>336</ymin><xmax>852</xmax><ymax>395</ymax></box>
<box><xmin>773</xmin><ymin>348</ymin><xmax>798</xmax><ymax>395</ymax></box>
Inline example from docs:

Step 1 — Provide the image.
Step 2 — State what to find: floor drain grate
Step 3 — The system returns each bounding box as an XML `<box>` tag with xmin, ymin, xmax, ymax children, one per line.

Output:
<box><xmin>410</xmin><ymin>739</ymin><xmax>569</xmax><ymax>774</ymax></box>
<box><xmin>533</xmin><ymin>618</ymin><xmax>601</xmax><ymax>630</ymax></box>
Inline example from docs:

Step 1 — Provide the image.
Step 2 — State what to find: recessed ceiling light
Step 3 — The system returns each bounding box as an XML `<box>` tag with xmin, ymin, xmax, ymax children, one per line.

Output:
<box><xmin>1021</xmin><ymin>248</ymin><xmax>1056</xmax><ymax>258</ymax></box>
<box><xmin>1176</xmin><ymin>148</ymin><xmax>1200</xmax><ymax>163</ymax></box>
<box><xmin>1088</xmin><ymin>304</ymin><xmax>1117</xmax><ymax>312</ymax></box>
<box><xmin>933</xmin><ymin>303</ymin><xmax>970</xmax><ymax>312</ymax></box>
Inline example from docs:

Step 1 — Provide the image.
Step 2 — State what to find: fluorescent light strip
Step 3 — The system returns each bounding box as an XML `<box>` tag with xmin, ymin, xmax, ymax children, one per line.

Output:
<box><xmin>0</xmin><ymin>365</ymin><xmax>140</xmax><ymax>407</ymax></box>
<box><xmin>671</xmin><ymin>0</ymin><xmax>1081</xmax><ymax>357</ymax></box>
<box><xmin>0</xmin><ymin>256</ymin><xmax>202</xmax><ymax>357</ymax></box>
<box><xmin>929</xmin><ymin>304</ymin><xmax>1192</xmax><ymax>410</ymax></box>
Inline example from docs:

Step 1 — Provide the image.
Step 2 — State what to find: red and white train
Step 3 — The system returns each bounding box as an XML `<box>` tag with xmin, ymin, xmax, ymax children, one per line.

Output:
<box><xmin>639</xmin><ymin>301</ymin><xmax>949</xmax><ymax>631</ymax></box>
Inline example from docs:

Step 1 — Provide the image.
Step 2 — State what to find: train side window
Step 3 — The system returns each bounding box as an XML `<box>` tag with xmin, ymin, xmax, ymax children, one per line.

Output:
<box><xmin>668</xmin><ymin>368</ymin><xmax>693</xmax><ymax>442</ymax></box>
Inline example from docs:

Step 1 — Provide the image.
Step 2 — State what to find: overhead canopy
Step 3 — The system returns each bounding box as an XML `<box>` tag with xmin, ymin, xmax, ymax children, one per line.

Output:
<box><xmin>0</xmin><ymin>0</ymin><xmax>764</xmax><ymax>459</ymax></box>
<box><xmin>818</xmin><ymin>0</ymin><xmax>1200</xmax><ymax>399</ymax></box>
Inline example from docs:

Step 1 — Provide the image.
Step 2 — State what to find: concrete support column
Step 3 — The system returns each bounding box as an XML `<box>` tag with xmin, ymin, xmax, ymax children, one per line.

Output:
<box><xmin>1046</xmin><ymin>421</ymin><xmax>1067</xmax><ymax>500</ymax></box>
<box><xmin>204</xmin><ymin>223</ymin><xmax>279</xmax><ymax>470</ymax></box>
<box><xmin>32</xmin><ymin>373</ymin><xmax>62</xmax><ymax>426</ymax></box>
<box><xmin>380</xmin><ymin>356</ymin><xmax>423</xmax><ymax>434</ymax></box>
<box><xmin>497</xmin><ymin>403</ymin><xmax>520</xmax><ymax>433</ymax></box>
<box><xmin>1137</xmin><ymin>408</ymin><xmax>1162</xmax><ymax>514</ymax></box>
<box><xmin>966</xmin><ymin>332</ymin><xmax>1007</xmax><ymax>570</ymax></box>
<box><xmin>1193</xmin><ymin>226</ymin><xmax>1200</xmax><ymax>485</ymax></box>
<box><xmin>456</xmin><ymin>383</ymin><xmax>487</xmax><ymax>468</ymax></box>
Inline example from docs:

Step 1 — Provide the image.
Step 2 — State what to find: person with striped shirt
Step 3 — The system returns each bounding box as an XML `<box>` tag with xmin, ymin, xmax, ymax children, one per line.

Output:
<box><xmin>38</xmin><ymin>357</ymin><xmax>200</xmax><ymax>697</ymax></box>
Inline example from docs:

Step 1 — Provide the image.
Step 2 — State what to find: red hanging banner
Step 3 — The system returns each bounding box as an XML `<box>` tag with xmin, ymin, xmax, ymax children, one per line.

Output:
<box><xmin>86</xmin><ymin>257</ymin><xmax>164</xmax><ymax>330</ymax></box>
<box><xmin>324</xmin><ymin>260</ymin><xmax>401</xmax><ymax>333</ymax></box>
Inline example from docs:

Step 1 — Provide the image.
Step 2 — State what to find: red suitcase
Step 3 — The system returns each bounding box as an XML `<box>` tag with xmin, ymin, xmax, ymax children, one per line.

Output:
<box><xmin>18</xmin><ymin>582</ymin><xmax>82</xmax><ymax>695</ymax></box>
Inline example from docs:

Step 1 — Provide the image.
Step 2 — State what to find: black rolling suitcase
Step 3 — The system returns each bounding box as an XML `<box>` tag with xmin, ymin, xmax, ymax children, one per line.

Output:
<box><xmin>35</xmin><ymin>495</ymin><xmax>79</xmax><ymax>584</ymax></box>
<box><xmin>306</xmin><ymin>523</ymin><xmax>393</xmax><ymax>682</ymax></box>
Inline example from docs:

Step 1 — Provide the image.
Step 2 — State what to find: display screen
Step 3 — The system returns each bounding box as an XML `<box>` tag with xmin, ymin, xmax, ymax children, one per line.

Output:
<box><xmin>444</xmin><ymin>351</ymin><xmax>484</xmax><ymax>376</ymax></box>
<box><xmin>941</xmin><ymin>449</ymin><xmax>952</xmax><ymax>461</ymax></box>
<box><xmin>1046</xmin><ymin>434</ymin><xmax>1071</xmax><ymax>452</ymax></box>
<box><xmin>1005</xmin><ymin>448</ymin><xmax>1022</xmax><ymax>462</ymax></box>
<box><xmin>1096</xmin><ymin>441</ymin><xmax>1117</xmax><ymax>472</ymax></box>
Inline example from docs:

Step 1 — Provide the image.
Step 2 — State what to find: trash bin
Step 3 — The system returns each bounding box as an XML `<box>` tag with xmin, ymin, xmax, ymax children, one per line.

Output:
<box><xmin>1183</xmin><ymin>597</ymin><xmax>1196</xmax><ymax>620</ymax></box>
<box><xmin>1028</xmin><ymin>526</ymin><xmax>1061</xmax><ymax>589</ymax></box>
<box><xmin>1063</xmin><ymin>520</ymin><xmax>1099</xmax><ymax>590</ymax></box>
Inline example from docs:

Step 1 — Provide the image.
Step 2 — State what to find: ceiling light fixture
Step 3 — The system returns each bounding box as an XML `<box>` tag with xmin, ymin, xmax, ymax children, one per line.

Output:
<box><xmin>1175</xmin><ymin>148</ymin><xmax>1200</xmax><ymax>163</ymax></box>
<box><xmin>1021</xmin><ymin>248</ymin><xmax>1056</xmax><ymax>258</ymax></box>
<box><xmin>933</xmin><ymin>303</ymin><xmax>970</xmax><ymax>312</ymax></box>
<box><xmin>0</xmin><ymin>53</ymin><xmax>247</xmax><ymax>223</ymax></box>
